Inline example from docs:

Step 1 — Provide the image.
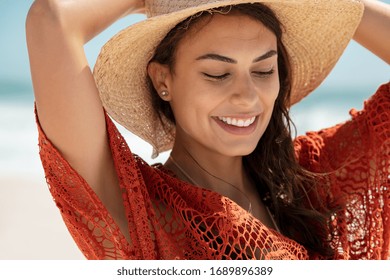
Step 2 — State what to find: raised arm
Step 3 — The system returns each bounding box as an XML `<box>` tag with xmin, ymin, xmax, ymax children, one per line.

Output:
<box><xmin>353</xmin><ymin>0</ymin><xmax>390</xmax><ymax>64</ymax></box>
<box><xmin>26</xmin><ymin>0</ymin><xmax>144</xmax><ymax>238</ymax></box>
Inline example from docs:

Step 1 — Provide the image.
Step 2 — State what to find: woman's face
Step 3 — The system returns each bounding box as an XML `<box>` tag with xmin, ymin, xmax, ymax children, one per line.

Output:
<box><xmin>161</xmin><ymin>13</ymin><xmax>279</xmax><ymax>157</ymax></box>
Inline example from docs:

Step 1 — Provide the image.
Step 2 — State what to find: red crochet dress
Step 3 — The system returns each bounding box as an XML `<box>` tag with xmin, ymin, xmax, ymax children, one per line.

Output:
<box><xmin>36</xmin><ymin>83</ymin><xmax>390</xmax><ymax>260</ymax></box>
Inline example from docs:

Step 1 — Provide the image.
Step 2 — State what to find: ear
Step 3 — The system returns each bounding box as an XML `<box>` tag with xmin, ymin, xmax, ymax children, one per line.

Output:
<box><xmin>147</xmin><ymin>62</ymin><xmax>172</xmax><ymax>101</ymax></box>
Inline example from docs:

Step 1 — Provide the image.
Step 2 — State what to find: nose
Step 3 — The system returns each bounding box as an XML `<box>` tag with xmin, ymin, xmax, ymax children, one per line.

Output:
<box><xmin>229</xmin><ymin>73</ymin><xmax>259</xmax><ymax>108</ymax></box>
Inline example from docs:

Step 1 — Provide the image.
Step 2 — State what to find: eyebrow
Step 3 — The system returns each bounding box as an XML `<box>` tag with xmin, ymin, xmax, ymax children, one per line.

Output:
<box><xmin>195</xmin><ymin>50</ymin><xmax>277</xmax><ymax>64</ymax></box>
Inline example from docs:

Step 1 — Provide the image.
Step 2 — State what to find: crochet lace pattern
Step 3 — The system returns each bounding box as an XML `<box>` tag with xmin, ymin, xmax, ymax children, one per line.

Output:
<box><xmin>36</xmin><ymin>83</ymin><xmax>389</xmax><ymax>259</ymax></box>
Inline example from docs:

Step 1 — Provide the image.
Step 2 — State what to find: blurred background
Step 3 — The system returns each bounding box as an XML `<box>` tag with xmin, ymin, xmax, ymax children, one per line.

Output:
<box><xmin>0</xmin><ymin>1</ymin><xmax>389</xmax><ymax>259</ymax></box>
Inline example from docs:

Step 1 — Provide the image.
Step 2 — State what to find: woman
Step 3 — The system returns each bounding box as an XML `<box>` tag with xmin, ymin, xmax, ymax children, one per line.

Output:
<box><xmin>26</xmin><ymin>0</ymin><xmax>390</xmax><ymax>259</ymax></box>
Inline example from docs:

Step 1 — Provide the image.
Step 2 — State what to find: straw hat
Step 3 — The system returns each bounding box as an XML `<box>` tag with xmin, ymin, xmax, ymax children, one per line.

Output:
<box><xmin>93</xmin><ymin>0</ymin><xmax>364</xmax><ymax>158</ymax></box>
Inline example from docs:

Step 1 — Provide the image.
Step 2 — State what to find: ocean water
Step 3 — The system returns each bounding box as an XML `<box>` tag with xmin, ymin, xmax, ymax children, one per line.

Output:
<box><xmin>0</xmin><ymin>81</ymin><xmax>169</xmax><ymax>178</ymax></box>
<box><xmin>0</xmin><ymin>81</ymin><xmax>383</xmax><ymax>179</ymax></box>
<box><xmin>0</xmin><ymin>82</ymin><xmax>40</xmax><ymax>178</ymax></box>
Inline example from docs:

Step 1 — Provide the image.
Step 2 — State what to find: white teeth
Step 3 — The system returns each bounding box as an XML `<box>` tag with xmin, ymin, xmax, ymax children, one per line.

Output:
<box><xmin>218</xmin><ymin>116</ymin><xmax>256</xmax><ymax>127</ymax></box>
<box><xmin>244</xmin><ymin>119</ymin><xmax>251</xmax><ymax>127</ymax></box>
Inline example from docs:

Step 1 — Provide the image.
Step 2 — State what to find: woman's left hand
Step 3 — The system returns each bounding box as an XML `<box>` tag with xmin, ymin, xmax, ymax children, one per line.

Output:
<box><xmin>353</xmin><ymin>0</ymin><xmax>390</xmax><ymax>64</ymax></box>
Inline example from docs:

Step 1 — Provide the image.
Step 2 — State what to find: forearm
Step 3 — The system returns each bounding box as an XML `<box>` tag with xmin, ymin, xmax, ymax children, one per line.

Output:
<box><xmin>27</xmin><ymin>0</ymin><xmax>144</xmax><ymax>44</ymax></box>
<box><xmin>353</xmin><ymin>0</ymin><xmax>390</xmax><ymax>64</ymax></box>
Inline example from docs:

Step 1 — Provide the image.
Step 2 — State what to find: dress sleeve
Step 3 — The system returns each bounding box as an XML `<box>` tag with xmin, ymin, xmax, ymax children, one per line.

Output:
<box><xmin>35</xmin><ymin>109</ymin><xmax>133</xmax><ymax>259</ymax></box>
<box><xmin>294</xmin><ymin>82</ymin><xmax>390</xmax><ymax>259</ymax></box>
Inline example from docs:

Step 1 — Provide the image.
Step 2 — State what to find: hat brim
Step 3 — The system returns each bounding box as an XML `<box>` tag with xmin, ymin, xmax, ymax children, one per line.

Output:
<box><xmin>93</xmin><ymin>0</ymin><xmax>363</xmax><ymax>157</ymax></box>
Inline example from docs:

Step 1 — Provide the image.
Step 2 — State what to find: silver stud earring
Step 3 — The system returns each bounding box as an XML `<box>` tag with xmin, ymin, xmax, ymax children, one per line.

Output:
<box><xmin>160</xmin><ymin>90</ymin><xmax>169</xmax><ymax>97</ymax></box>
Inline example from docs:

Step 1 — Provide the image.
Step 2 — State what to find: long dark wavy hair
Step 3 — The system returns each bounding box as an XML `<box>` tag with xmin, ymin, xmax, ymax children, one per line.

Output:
<box><xmin>147</xmin><ymin>3</ymin><xmax>336</xmax><ymax>258</ymax></box>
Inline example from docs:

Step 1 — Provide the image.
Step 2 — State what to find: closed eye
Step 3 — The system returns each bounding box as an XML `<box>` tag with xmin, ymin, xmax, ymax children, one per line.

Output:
<box><xmin>202</xmin><ymin>72</ymin><xmax>230</xmax><ymax>80</ymax></box>
<box><xmin>252</xmin><ymin>69</ymin><xmax>275</xmax><ymax>77</ymax></box>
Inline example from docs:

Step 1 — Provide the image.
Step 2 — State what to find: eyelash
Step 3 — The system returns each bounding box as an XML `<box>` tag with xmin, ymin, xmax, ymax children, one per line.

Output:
<box><xmin>203</xmin><ymin>69</ymin><xmax>275</xmax><ymax>80</ymax></box>
<box><xmin>203</xmin><ymin>73</ymin><xmax>230</xmax><ymax>80</ymax></box>
<box><xmin>253</xmin><ymin>69</ymin><xmax>275</xmax><ymax>77</ymax></box>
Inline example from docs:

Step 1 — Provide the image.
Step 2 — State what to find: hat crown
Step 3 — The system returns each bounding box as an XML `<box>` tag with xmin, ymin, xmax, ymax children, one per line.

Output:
<box><xmin>146</xmin><ymin>0</ymin><xmax>222</xmax><ymax>17</ymax></box>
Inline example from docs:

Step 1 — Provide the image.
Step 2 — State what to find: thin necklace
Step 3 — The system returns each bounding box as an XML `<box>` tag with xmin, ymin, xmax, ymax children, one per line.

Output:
<box><xmin>169</xmin><ymin>152</ymin><xmax>281</xmax><ymax>233</ymax></box>
<box><xmin>168</xmin><ymin>153</ymin><xmax>253</xmax><ymax>214</ymax></box>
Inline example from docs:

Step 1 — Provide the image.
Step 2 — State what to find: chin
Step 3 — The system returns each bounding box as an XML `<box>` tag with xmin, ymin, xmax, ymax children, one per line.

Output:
<box><xmin>222</xmin><ymin>144</ymin><xmax>258</xmax><ymax>157</ymax></box>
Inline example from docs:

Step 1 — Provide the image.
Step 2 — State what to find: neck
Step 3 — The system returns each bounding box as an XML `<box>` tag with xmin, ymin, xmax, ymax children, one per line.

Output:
<box><xmin>173</xmin><ymin>147</ymin><xmax>245</xmax><ymax>185</ymax></box>
<box><xmin>166</xmin><ymin>140</ymin><xmax>255</xmax><ymax>206</ymax></box>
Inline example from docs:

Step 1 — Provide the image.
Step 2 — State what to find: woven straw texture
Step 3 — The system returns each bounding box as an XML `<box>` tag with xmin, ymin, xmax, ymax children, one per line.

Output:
<box><xmin>93</xmin><ymin>0</ymin><xmax>364</xmax><ymax>157</ymax></box>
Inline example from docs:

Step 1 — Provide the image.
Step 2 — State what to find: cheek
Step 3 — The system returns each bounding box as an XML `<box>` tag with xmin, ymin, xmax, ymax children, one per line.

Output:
<box><xmin>169</xmin><ymin>73</ymin><xmax>217</xmax><ymax>114</ymax></box>
<box><xmin>259</xmin><ymin>79</ymin><xmax>280</xmax><ymax>126</ymax></box>
<box><xmin>269</xmin><ymin>73</ymin><xmax>281</xmax><ymax>100</ymax></box>
<box><xmin>268</xmin><ymin>74</ymin><xmax>281</xmax><ymax>107</ymax></box>
<box><xmin>168</xmin><ymin>86</ymin><xmax>209</xmax><ymax>129</ymax></box>
<box><xmin>258</xmin><ymin>79</ymin><xmax>280</xmax><ymax>110</ymax></box>
<box><xmin>171</xmin><ymin>95</ymin><xmax>212</xmax><ymax>125</ymax></box>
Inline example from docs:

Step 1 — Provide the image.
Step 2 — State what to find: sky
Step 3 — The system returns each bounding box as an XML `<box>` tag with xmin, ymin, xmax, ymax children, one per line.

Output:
<box><xmin>0</xmin><ymin>1</ymin><xmax>389</xmax><ymax>92</ymax></box>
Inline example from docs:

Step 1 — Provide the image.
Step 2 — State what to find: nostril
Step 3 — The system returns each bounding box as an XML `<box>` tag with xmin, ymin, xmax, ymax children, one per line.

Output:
<box><xmin>230</xmin><ymin>89</ymin><xmax>258</xmax><ymax>106</ymax></box>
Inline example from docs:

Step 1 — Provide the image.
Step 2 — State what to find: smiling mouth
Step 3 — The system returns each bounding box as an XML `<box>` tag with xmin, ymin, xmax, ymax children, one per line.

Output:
<box><xmin>217</xmin><ymin>116</ymin><xmax>257</xmax><ymax>127</ymax></box>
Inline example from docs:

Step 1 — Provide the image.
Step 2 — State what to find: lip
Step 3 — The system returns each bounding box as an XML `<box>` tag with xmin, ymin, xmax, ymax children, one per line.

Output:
<box><xmin>213</xmin><ymin>115</ymin><xmax>259</xmax><ymax>135</ymax></box>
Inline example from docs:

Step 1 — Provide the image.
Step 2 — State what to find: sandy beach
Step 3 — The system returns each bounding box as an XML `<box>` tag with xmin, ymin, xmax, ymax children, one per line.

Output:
<box><xmin>0</xmin><ymin>175</ymin><xmax>84</xmax><ymax>259</ymax></box>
